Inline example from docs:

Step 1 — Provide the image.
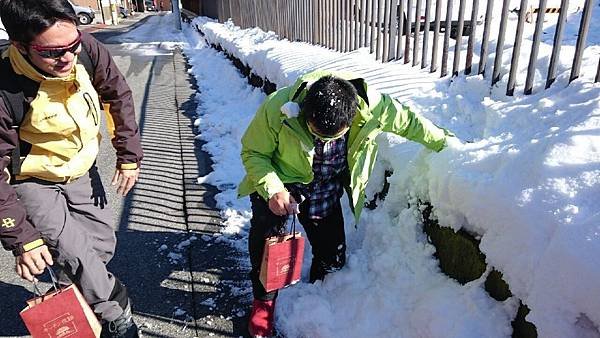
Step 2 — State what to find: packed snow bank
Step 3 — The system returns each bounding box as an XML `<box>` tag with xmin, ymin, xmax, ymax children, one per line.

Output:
<box><xmin>187</xmin><ymin>8</ymin><xmax>600</xmax><ymax>337</ymax></box>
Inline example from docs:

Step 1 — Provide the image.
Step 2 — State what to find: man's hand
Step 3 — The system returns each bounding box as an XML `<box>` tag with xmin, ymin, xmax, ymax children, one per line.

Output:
<box><xmin>111</xmin><ymin>168</ymin><xmax>140</xmax><ymax>196</ymax></box>
<box><xmin>268</xmin><ymin>191</ymin><xmax>297</xmax><ymax>216</ymax></box>
<box><xmin>15</xmin><ymin>245</ymin><xmax>53</xmax><ymax>282</ymax></box>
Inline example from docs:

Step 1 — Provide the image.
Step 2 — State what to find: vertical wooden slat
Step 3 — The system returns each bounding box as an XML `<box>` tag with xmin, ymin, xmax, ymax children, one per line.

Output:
<box><xmin>356</xmin><ymin>0</ymin><xmax>367</xmax><ymax>48</ymax></box>
<box><xmin>313</xmin><ymin>0</ymin><xmax>318</xmax><ymax>44</ymax></box>
<box><xmin>280</xmin><ymin>0</ymin><xmax>286</xmax><ymax>38</ymax></box>
<box><xmin>370</xmin><ymin>0</ymin><xmax>377</xmax><ymax>53</ymax></box>
<box><xmin>524</xmin><ymin>0</ymin><xmax>547</xmax><ymax>94</ymax></box>
<box><xmin>403</xmin><ymin>0</ymin><xmax>412</xmax><ymax>63</ymax></box>
<box><xmin>440</xmin><ymin>0</ymin><xmax>453</xmax><ymax>76</ymax></box>
<box><xmin>350</xmin><ymin>0</ymin><xmax>355</xmax><ymax>50</ymax></box>
<box><xmin>376</xmin><ymin>0</ymin><xmax>384</xmax><ymax>59</ymax></box>
<box><xmin>253</xmin><ymin>0</ymin><xmax>258</xmax><ymax>28</ymax></box>
<box><xmin>326</xmin><ymin>0</ymin><xmax>331</xmax><ymax>45</ymax></box>
<box><xmin>326</xmin><ymin>0</ymin><xmax>331</xmax><ymax>47</ymax></box>
<box><xmin>316</xmin><ymin>0</ymin><xmax>321</xmax><ymax>44</ymax></box>
<box><xmin>388</xmin><ymin>0</ymin><xmax>398</xmax><ymax>59</ymax></box>
<box><xmin>346</xmin><ymin>0</ymin><xmax>351</xmax><ymax>51</ymax></box>
<box><xmin>342</xmin><ymin>0</ymin><xmax>347</xmax><ymax>51</ymax></box>
<box><xmin>413</xmin><ymin>0</ymin><xmax>422</xmax><ymax>66</ymax></box>
<box><xmin>287</xmin><ymin>0</ymin><xmax>292</xmax><ymax>40</ymax></box>
<box><xmin>296</xmin><ymin>0</ymin><xmax>301</xmax><ymax>41</ymax></box>
<box><xmin>492</xmin><ymin>0</ymin><xmax>510</xmax><ymax>85</ymax></box>
<box><xmin>452</xmin><ymin>0</ymin><xmax>466</xmax><ymax>75</ymax></box>
<box><xmin>319</xmin><ymin>0</ymin><xmax>324</xmax><ymax>44</ymax></box>
<box><xmin>430</xmin><ymin>0</ymin><xmax>441</xmax><ymax>72</ymax></box>
<box><xmin>464</xmin><ymin>0</ymin><xmax>479</xmax><ymax>74</ymax></box>
<box><xmin>364</xmin><ymin>0</ymin><xmax>372</xmax><ymax>47</ymax></box>
<box><xmin>336</xmin><ymin>0</ymin><xmax>341</xmax><ymax>50</ymax></box>
<box><xmin>421</xmin><ymin>0</ymin><xmax>432</xmax><ymax>68</ymax></box>
<box><xmin>238</xmin><ymin>0</ymin><xmax>243</xmax><ymax>27</ymax></box>
<box><xmin>272</xmin><ymin>0</ymin><xmax>277</xmax><ymax>33</ymax></box>
<box><xmin>506</xmin><ymin>0</ymin><xmax>529</xmax><ymax>96</ymax></box>
<box><xmin>354</xmin><ymin>0</ymin><xmax>360</xmax><ymax>49</ymax></box>
<box><xmin>478</xmin><ymin>0</ymin><xmax>493</xmax><ymax>75</ymax></box>
<box><xmin>396</xmin><ymin>0</ymin><xmax>405</xmax><ymax>60</ymax></box>
<box><xmin>280</xmin><ymin>0</ymin><xmax>285</xmax><ymax>37</ymax></box>
<box><xmin>546</xmin><ymin>0</ymin><xmax>569</xmax><ymax>88</ymax></box>
<box><xmin>308</xmin><ymin>0</ymin><xmax>313</xmax><ymax>42</ymax></box>
<box><xmin>569</xmin><ymin>0</ymin><xmax>593</xmax><ymax>83</ymax></box>
<box><xmin>303</xmin><ymin>0</ymin><xmax>308</xmax><ymax>42</ymax></box>
<box><xmin>382</xmin><ymin>0</ymin><xmax>390</xmax><ymax>60</ymax></box>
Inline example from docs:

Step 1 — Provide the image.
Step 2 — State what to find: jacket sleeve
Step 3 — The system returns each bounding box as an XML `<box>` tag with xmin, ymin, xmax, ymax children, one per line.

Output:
<box><xmin>240</xmin><ymin>96</ymin><xmax>286</xmax><ymax>201</ymax></box>
<box><xmin>82</xmin><ymin>32</ymin><xmax>143</xmax><ymax>169</ymax></box>
<box><xmin>379</xmin><ymin>94</ymin><xmax>453</xmax><ymax>152</ymax></box>
<box><xmin>0</xmin><ymin>98</ymin><xmax>43</xmax><ymax>255</ymax></box>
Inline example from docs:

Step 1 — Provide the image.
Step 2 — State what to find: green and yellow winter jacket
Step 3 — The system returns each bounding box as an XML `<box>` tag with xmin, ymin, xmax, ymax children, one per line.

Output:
<box><xmin>239</xmin><ymin>70</ymin><xmax>452</xmax><ymax>222</ymax></box>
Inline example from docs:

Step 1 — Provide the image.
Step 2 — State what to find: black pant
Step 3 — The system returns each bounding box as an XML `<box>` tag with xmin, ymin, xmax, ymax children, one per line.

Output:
<box><xmin>248</xmin><ymin>193</ymin><xmax>346</xmax><ymax>300</ymax></box>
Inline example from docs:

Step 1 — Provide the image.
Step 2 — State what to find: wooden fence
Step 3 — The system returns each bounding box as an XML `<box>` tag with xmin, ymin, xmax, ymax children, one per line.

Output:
<box><xmin>215</xmin><ymin>0</ymin><xmax>599</xmax><ymax>95</ymax></box>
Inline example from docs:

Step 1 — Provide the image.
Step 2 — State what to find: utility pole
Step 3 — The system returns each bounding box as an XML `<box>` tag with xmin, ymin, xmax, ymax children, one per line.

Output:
<box><xmin>97</xmin><ymin>0</ymin><xmax>106</xmax><ymax>24</ymax></box>
<box><xmin>172</xmin><ymin>0</ymin><xmax>182</xmax><ymax>30</ymax></box>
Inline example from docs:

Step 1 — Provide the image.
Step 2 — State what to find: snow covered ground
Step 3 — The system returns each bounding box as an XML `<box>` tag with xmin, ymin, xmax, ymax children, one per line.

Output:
<box><xmin>119</xmin><ymin>10</ymin><xmax>599</xmax><ymax>337</ymax></box>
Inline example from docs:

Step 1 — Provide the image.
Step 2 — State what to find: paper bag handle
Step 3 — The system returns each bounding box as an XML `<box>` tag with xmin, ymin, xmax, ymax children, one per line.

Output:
<box><xmin>290</xmin><ymin>213</ymin><xmax>298</xmax><ymax>238</ymax></box>
<box><xmin>32</xmin><ymin>267</ymin><xmax>60</xmax><ymax>298</ymax></box>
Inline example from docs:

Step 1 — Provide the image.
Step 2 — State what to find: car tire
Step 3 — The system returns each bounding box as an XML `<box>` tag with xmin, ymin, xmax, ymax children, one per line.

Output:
<box><xmin>78</xmin><ymin>13</ymin><xmax>92</xmax><ymax>25</ymax></box>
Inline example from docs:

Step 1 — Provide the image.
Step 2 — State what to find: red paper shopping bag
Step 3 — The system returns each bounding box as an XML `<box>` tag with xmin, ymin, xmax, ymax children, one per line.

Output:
<box><xmin>20</xmin><ymin>281</ymin><xmax>101</xmax><ymax>338</ymax></box>
<box><xmin>259</xmin><ymin>230</ymin><xmax>305</xmax><ymax>293</ymax></box>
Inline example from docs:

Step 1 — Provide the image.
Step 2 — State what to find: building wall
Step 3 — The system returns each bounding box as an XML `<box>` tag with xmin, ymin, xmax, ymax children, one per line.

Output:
<box><xmin>73</xmin><ymin>0</ymin><xmax>100</xmax><ymax>10</ymax></box>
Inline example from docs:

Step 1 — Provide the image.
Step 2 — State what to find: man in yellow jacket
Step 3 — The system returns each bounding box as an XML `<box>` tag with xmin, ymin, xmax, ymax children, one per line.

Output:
<box><xmin>0</xmin><ymin>1</ymin><xmax>142</xmax><ymax>337</ymax></box>
<box><xmin>239</xmin><ymin>70</ymin><xmax>454</xmax><ymax>337</ymax></box>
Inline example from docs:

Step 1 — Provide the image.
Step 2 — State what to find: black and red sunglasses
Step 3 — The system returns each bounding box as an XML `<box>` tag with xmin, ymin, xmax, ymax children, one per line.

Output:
<box><xmin>29</xmin><ymin>30</ymin><xmax>82</xmax><ymax>59</ymax></box>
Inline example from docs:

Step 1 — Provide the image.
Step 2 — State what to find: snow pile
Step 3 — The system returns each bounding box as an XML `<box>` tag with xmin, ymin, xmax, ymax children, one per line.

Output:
<box><xmin>182</xmin><ymin>6</ymin><xmax>599</xmax><ymax>337</ymax></box>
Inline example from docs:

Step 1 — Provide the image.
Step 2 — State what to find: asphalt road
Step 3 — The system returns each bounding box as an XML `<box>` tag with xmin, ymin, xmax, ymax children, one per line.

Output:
<box><xmin>0</xmin><ymin>14</ymin><xmax>249</xmax><ymax>338</ymax></box>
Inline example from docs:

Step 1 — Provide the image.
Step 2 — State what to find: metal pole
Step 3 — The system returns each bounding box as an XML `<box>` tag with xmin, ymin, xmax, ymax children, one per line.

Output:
<box><xmin>569</xmin><ymin>0</ymin><xmax>593</xmax><ymax>83</ymax></box>
<box><xmin>492</xmin><ymin>0</ymin><xmax>510</xmax><ymax>85</ymax></box>
<box><xmin>440</xmin><ymin>0</ymin><xmax>453</xmax><ymax>76</ymax></box>
<box><xmin>478</xmin><ymin>0</ymin><xmax>494</xmax><ymax>75</ymax></box>
<box><xmin>421</xmin><ymin>0</ymin><xmax>432</xmax><ymax>68</ymax></box>
<box><xmin>506</xmin><ymin>0</ymin><xmax>528</xmax><ymax>96</ymax></box>
<box><xmin>596</xmin><ymin>58</ymin><xmax>600</xmax><ymax>83</ymax></box>
<box><xmin>464</xmin><ymin>0</ymin><xmax>479</xmax><ymax>74</ymax></box>
<box><xmin>413</xmin><ymin>0</ymin><xmax>422</xmax><ymax>66</ymax></box>
<box><xmin>524</xmin><ymin>0</ymin><xmax>547</xmax><ymax>95</ymax></box>
<box><xmin>452</xmin><ymin>0</ymin><xmax>466</xmax><ymax>75</ymax></box>
<box><xmin>430</xmin><ymin>0</ymin><xmax>441</xmax><ymax>72</ymax></box>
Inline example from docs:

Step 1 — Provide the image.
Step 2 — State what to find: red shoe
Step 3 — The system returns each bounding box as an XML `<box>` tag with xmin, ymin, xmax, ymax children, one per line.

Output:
<box><xmin>248</xmin><ymin>299</ymin><xmax>275</xmax><ymax>337</ymax></box>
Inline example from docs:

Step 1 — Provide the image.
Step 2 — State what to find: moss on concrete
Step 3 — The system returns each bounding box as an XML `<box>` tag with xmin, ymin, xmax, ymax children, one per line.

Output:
<box><xmin>422</xmin><ymin>204</ymin><xmax>487</xmax><ymax>284</ymax></box>
<box><xmin>485</xmin><ymin>269</ymin><xmax>512</xmax><ymax>301</ymax></box>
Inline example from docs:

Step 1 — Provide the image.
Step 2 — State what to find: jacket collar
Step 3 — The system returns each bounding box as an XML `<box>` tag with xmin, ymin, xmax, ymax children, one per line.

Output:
<box><xmin>9</xmin><ymin>45</ymin><xmax>77</xmax><ymax>83</ymax></box>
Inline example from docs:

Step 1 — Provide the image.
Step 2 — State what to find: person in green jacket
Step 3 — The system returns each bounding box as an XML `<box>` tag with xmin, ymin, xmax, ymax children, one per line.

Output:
<box><xmin>239</xmin><ymin>70</ymin><xmax>454</xmax><ymax>337</ymax></box>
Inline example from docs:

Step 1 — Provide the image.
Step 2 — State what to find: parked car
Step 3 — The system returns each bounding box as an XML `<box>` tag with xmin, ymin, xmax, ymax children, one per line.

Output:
<box><xmin>68</xmin><ymin>0</ymin><xmax>95</xmax><ymax>25</ymax></box>
<box><xmin>145</xmin><ymin>0</ymin><xmax>157</xmax><ymax>11</ymax></box>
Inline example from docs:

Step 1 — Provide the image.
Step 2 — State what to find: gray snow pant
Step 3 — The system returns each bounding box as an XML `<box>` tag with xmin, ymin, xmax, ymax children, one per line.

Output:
<box><xmin>13</xmin><ymin>168</ymin><xmax>125</xmax><ymax>322</ymax></box>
